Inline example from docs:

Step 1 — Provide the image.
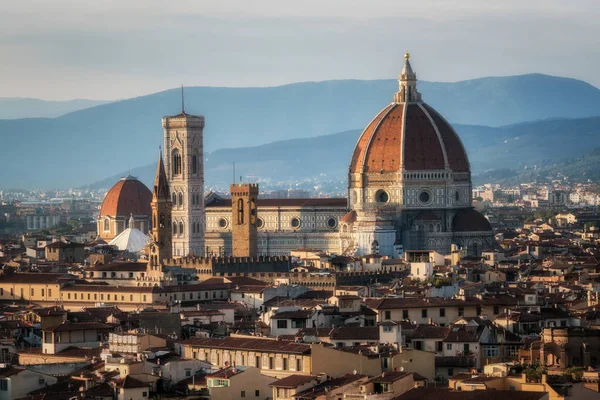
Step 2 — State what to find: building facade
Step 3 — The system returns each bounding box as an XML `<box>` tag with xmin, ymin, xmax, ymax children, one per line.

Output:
<box><xmin>163</xmin><ymin>109</ymin><xmax>205</xmax><ymax>257</ymax></box>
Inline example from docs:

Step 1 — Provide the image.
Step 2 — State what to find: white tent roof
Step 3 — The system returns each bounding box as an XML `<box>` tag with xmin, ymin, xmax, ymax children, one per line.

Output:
<box><xmin>108</xmin><ymin>227</ymin><xmax>150</xmax><ymax>253</ymax></box>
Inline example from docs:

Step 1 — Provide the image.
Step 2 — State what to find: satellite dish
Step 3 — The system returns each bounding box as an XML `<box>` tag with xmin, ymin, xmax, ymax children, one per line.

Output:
<box><xmin>400</xmin><ymin>367</ymin><xmax>404</xmax><ymax>372</ymax></box>
<box><xmin>353</xmin><ymin>370</ymin><xmax>357</xmax><ymax>375</ymax></box>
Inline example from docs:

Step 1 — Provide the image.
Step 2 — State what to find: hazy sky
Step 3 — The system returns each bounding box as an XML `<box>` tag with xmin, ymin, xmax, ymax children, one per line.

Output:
<box><xmin>1</xmin><ymin>0</ymin><xmax>599</xmax><ymax>100</ymax></box>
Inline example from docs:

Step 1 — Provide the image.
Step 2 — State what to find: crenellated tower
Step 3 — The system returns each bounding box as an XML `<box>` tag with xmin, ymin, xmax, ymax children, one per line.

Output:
<box><xmin>230</xmin><ymin>183</ymin><xmax>259</xmax><ymax>257</ymax></box>
<box><xmin>163</xmin><ymin>97</ymin><xmax>205</xmax><ymax>258</ymax></box>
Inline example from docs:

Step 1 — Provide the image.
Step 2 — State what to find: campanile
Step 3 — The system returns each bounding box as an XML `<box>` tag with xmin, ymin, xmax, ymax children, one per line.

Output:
<box><xmin>162</xmin><ymin>107</ymin><xmax>205</xmax><ymax>257</ymax></box>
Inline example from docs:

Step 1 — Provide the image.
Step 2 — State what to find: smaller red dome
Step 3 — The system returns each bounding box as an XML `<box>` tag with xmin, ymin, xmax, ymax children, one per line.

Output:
<box><xmin>452</xmin><ymin>209</ymin><xmax>492</xmax><ymax>232</ymax></box>
<box><xmin>99</xmin><ymin>176</ymin><xmax>152</xmax><ymax>217</ymax></box>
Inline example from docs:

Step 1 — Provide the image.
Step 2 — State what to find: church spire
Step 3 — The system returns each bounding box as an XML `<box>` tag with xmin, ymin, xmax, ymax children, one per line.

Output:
<box><xmin>394</xmin><ymin>50</ymin><xmax>421</xmax><ymax>103</ymax></box>
<box><xmin>181</xmin><ymin>85</ymin><xmax>185</xmax><ymax>114</ymax></box>
<box><xmin>153</xmin><ymin>148</ymin><xmax>170</xmax><ymax>200</ymax></box>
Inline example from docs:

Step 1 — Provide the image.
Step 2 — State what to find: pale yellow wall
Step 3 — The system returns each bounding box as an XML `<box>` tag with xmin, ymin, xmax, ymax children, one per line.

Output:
<box><xmin>210</xmin><ymin>367</ymin><xmax>274</xmax><ymax>400</ymax></box>
<box><xmin>379</xmin><ymin>304</ymin><xmax>503</xmax><ymax>325</ymax></box>
<box><xmin>310</xmin><ymin>344</ymin><xmax>381</xmax><ymax>377</ymax></box>
<box><xmin>272</xmin><ymin>379</ymin><xmax>318</xmax><ymax>400</ymax></box>
<box><xmin>391</xmin><ymin>349</ymin><xmax>435</xmax><ymax>382</ymax></box>
<box><xmin>0</xmin><ymin>282</ymin><xmax>61</xmax><ymax>302</ymax></box>
<box><xmin>117</xmin><ymin>386</ymin><xmax>147</xmax><ymax>400</ymax></box>
<box><xmin>182</xmin><ymin>344</ymin><xmax>311</xmax><ymax>379</ymax></box>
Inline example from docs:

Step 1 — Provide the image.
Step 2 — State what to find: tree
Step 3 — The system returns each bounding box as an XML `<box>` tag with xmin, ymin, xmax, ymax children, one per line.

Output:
<box><xmin>523</xmin><ymin>365</ymin><xmax>546</xmax><ymax>383</ymax></box>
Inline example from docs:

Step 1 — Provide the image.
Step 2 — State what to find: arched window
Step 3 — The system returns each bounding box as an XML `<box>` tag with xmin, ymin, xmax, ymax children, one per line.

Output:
<box><xmin>192</xmin><ymin>153</ymin><xmax>198</xmax><ymax>175</ymax></box>
<box><xmin>159</xmin><ymin>213</ymin><xmax>165</xmax><ymax>228</ymax></box>
<box><xmin>178</xmin><ymin>192</ymin><xmax>183</xmax><ymax>207</ymax></box>
<box><xmin>472</xmin><ymin>242</ymin><xmax>479</xmax><ymax>257</ymax></box>
<box><xmin>172</xmin><ymin>149</ymin><xmax>182</xmax><ymax>175</ymax></box>
<box><xmin>250</xmin><ymin>199</ymin><xmax>257</xmax><ymax>225</ymax></box>
<box><xmin>103</xmin><ymin>218</ymin><xmax>110</xmax><ymax>231</ymax></box>
<box><xmin>191</xmin><ymin>194</ymin><xmax>196</xmax><ymax>206</ymax></box>
<box><xmin>172</xmin><ymin>192</ymin><xmax>177</xmax><ymax>206</ymax></box>
<box><xmin>173</xmin><ymin>222</ymin><xmax>177</xmax><ymax>235</ymax></box>
<box><xmin>237</xmin><ymin>198</ymin><xmax>244</xmax><ymax>225</ymax></box>
<box><xmin>179</xmin><ymin>222</ymin><xmax>184</xmax><ymax>235</ymax></box>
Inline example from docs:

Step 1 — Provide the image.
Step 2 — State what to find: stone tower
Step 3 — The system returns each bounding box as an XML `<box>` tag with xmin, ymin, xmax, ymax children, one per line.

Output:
<box><xmin>150</xmin><ymin>150</ymin><xmax>172</xmax><ymax>263</ymax></box>
<box><xmin>230</xmin><ymin>183</ymin><xmax>258</xmax><ymax>257</ymax></box>
<box><xmin>163</xmin><ymin>106</ymin><xmax>205</xmax><ymax>258</ymax></box>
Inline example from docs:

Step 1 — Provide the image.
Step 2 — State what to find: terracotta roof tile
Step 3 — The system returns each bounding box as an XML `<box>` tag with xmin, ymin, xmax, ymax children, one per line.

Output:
<box><xmin>99</xmin><ymin>176</ymin><xmax>152</xmax><ymax>217</ymax></box>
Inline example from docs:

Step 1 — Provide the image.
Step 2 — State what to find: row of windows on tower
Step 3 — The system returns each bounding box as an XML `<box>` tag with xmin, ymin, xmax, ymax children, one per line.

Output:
<box><xmin>171</xmin><ymin>150</ymin><xmax>200</xmax><ymax>176</ymax></box>
<box><xmin>172</xmin><ymin>221</ymin><xmax>202</xmax><ymax>235</ymax></box>
<box><xmin>171</xmin><ymin>192</ymin><xmax>202</xmax><ymax>207</ymax></box>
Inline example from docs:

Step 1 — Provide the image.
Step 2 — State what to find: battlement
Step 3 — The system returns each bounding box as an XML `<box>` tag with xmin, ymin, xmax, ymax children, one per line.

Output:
<box><xmin>160</xmin><ymin>256</ymin><xmax>397</xmax><ymax>289</ymax></box>
<box><xmin>230</xmin><ymin>183</ymin><xmax>259</xmax><ymax>196</ymax></box>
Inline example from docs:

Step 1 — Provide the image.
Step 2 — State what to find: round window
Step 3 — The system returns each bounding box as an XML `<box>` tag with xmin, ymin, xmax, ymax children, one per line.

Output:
<box><xmin>291</xmin><ymin>217</ymin><xmax>301</xmax><ymax>229</ymax></box>
<box><xmin>327</xmin><ymin>217</ymin><xmax>337</xmax><ymax>229</ymax></box>
<box><xmin>257</xmin><ymin>218</ymin><xmax>264</xmax><ymax>229</ymax></box>
<box><xmin>218</xmin><ymin>218</ymin><xmax>228</xmax><ymax>228</ymax></box>
<box><xmin>376</xmin><ymin>190</ymin><xmax>389</xmax><ymax>203</ymax></box>
<box><xmin>419</xmin><ymin>191</ymin><xmax>431</xmax><ymax>204</ymax></box>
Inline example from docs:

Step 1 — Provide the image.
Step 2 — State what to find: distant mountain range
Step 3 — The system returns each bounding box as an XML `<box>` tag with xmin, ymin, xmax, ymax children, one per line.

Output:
<box><xmin>0</xmin><ymin>98</ymin><xmax>109</xmax><ymax>119</ymax></box>
<box><xmin>88</xmin><ymin>114</ymin><xmax>600</xmax><ymax>191</ymax></box>
<box><xmin>2</xmin><ymin>73</ymin><xmax>600</xmax><ymax>189</ymax></box>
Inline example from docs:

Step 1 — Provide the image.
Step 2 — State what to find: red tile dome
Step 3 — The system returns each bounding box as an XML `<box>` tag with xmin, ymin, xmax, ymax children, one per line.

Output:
<box><xmin>99</xmin><ymin>176</ymin><xmax>152</xmax><ymax>217</ymax></box>
<box><xmin>349</xmin><ymin>52</ymin><xmax>469</xmax><ymax>176</ymax></box>
<box><xmin>349</xmin><ymin>102</ymin><xmax>470</xmax><ymax>175</ymax></box>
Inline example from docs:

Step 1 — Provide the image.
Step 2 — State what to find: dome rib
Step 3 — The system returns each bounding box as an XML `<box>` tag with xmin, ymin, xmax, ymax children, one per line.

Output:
<box><xmin>403</xmin><ymin>104</ymin><xmax>445</xmax><ymax>170</ymax></box>
<box><xmin>422</xmin><ymin>103</ymin><xmax>470</xmax><ymax>172</ymax></box>
<box><xmin>349</xmin><ymin>104</ymin><xmax>395</xmax><ymax>174</ymax></box>
<box><xmin>419</xmin><ymin>103</ymin><xmax>449</xmax><ymax>169</ymax></box>
<box><xmin>364</xmin><ymin>104</ymin><xmax>404</xmax><ymax>173</ymax></box>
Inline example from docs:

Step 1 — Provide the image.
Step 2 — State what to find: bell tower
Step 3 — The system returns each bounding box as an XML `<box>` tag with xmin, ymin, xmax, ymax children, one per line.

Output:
<box><xmin>230</xmin><ymin>183</ymin><xmax>258</xmax><ymax>257</ymax></box>
<box><xmin>149</xmin><ymin>150</ymin><xmax>172</xmax><ymax>277</ymax></box>
<box><xmin>163</xmin><ymin>90</ymin><xmax>205</xmax><ymax>257</ymax></box>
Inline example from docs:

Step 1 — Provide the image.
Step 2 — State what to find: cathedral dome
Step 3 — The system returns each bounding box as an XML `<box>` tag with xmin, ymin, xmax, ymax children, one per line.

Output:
<box><xmin>349</xmin><ymin>52</ymin><xmax>469</xmax><ymax>176</ymax></box>
<box><xmin>452</xmin><ymin>209</ymin><xmax>492</xmax><ymax>232</ymax></box>
<box><xmin>99</xmin><ymin>176</ymin><xmax>152</xmax><ymax>218</ymax></box>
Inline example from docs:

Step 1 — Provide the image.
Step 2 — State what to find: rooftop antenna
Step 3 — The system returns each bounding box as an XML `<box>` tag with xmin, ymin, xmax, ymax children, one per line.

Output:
<box><xmin>181</xmin><ymin>85</ymin><xmax>185</xmax><ymax>114</ymax></box>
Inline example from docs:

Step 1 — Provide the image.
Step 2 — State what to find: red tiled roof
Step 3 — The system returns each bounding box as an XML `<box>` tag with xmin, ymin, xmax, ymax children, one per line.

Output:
<box><xmin>340</xmin><ymin>210</ymin><xmax>357</xmax><ymax>224</ymax></box>
<box><xmin>395</xmin><ymin>388</ymin><xmax>546</xmax><ymax>400</ymax></box>
<box><xmin>180</xmin><ymin>336</ymin><xmax>311</xmax><ymax>355</ymax></box>
<box><xmin>44</xmin><ymin>322</ymin><xmax>117</xmax><ymax>332</ymax></box>
<box><xmin>205</xmin><ymin>198</ymin><xmax>347</xmax><ymax>208</ymax></box>
<box><xmin>329</xmin><ymin>326</ymin><xmax>379</xmax><ymax>341</ymax></box>
<box><xmin>270</xmin><ymin>374</ymin><xmax>317</xmax><ymax>388</ymax></box>
<box><xmin>349</xmin><ymin>103</ymin><xmax>470</xmax><ymax>175</ymax></box>
<box><xmin>0</xmin><ymin>273</ymin><xmax>71</xmax><ymax>284</ymax></box>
